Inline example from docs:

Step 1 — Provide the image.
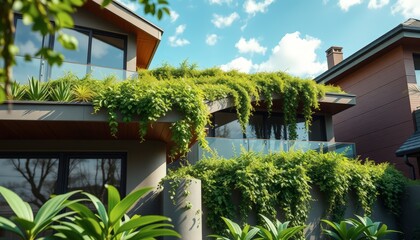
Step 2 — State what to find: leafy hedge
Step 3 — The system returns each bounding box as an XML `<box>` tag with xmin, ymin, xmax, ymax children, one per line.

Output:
<box><xmin>164</xmin><ymin>151</ymin><xmax>407</xmax><ymax>234</ymax></box>
<box><xmin>9</xmin><ymin>64</ymin><xmax>343</xmax><ymax>155</ymax></box>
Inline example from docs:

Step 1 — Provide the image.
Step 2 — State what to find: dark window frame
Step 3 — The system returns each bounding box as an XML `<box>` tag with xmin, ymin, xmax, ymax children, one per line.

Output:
<box><xmin>13</xmin><ymin>13</ymin><xmax>128</xmax><ymax>81</ymax></box>
<box><xmin>0</xmin><ymin>152</ymin><xmax>127</xmax><ymax>197</ymax></box>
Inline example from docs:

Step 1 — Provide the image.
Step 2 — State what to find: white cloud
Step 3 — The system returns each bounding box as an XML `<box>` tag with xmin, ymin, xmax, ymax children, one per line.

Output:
<box><xmin>168</xmin><ymin>24</ymin><xmax>190</xmax><ymax>47</ymax></box>
<box><xmin>244</xmin><ymin>0</ymin><xmax>275</xmax><ymax>15</ymax></box>
<box><xmin>391</xmin><ymin>0</ymin><xmax>420</xmax><ymax>18</ymax></box>
<box><xmin>175</xmin><ymin>24</ymin><xmax>186</xmax><ymax>34</ymax></box>
<box><xmin>116</xmin><ymin>0</ymin><xmax>139</xmax><ymax>12</ymax></box>
<box><xmin>211</xmin><ymin>12</ymin><xmax>240</xmax><ymax>28</ymax></box>
<box><xmin>206</xmin><ymin>34</ymin><xmax>219</xmax><ymax>46</ymax></box>
<box><xmin>255</xmin><ymin>32</ymin><xmax>327</xmax><ymax>77</ymax></box>
<box><xmin>368</xmin><ymin>0</ymin><xmax>389</xmax><ymax>9</ymax></box>
<box><xmin>169</xmin><ymin>37</ymin><xmax>190</xmax><ymax>47</ymax></box>
<box><xmin>209</xmin><ymin>0</ymin><xmax>233</xmax><ymax>5</ymax></box>
<box><xmin>170</xmin><ymin>10</ymin><xmax>179</xmax><ymax>22</ymax></box>
<box><xmin>235</xmin><ymin>37</ymin><xmax>267</xmax><ymax>55</ymax></box>
<box><xmin>338</xmin><ymin>0</ymin><xmax>362</xmax><ymax>11</ymax></box>
<box><xmin>220</xmin><ymin>57</ymin><xmax>255</xmax><ymax>73</ymax></box>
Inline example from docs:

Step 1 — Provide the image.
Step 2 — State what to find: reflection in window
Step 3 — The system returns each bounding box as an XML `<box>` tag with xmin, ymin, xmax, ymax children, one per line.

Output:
<box><xmin>0</xmin><ymin>158</ymin><xmax>58</xmax><ymax>209</ymax></box>
<box><xmin>214</xmin><ymin>112</ymin><xmax>244</xmax><ymax>138</ymax></box>
<box><xmin>54</xmin><ymin>28</ymin><xmax>89</xmax><ymax>64</ymax></box>
<box><xmin>267</xmin><ymin>116</ymin><xmax>285</xmax><ymax>140</ymax></box>
<box><xmin>15</xmin><ymin>19</ymin><xmax>44</xmax><ymax>56</ymax></box>
<box><xmin>213</xmin><ymin>111</ymin><xmax>326</xmax><ymax>141</ymax></box>
<box><xmin>91</xmin><ymin>34</ymin><xmax>124</xmax><ymax>69</ymax></box>
<box><xmin>68</xmin><ymin>158</ymin><xmax>122</xmax><ymax>202</ymax></box>
<box><xmin>13</xmin><ymin>18</ymin><xmax>47</xmax><ymax>83</ymax></box>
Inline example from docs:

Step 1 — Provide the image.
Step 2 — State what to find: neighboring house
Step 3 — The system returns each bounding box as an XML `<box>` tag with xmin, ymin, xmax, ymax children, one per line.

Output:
<box><xmin>315</xmin><ymin>18</ymin><xmax>420</xmax><ymax>178</ymax></box>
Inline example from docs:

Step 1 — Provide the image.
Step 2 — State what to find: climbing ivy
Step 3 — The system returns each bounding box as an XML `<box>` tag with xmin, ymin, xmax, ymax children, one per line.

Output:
<box><xmin>9</xmin><ymin>63</ymin><xmax>343</xmax><ymax>156</ymax></box>
<box><xmin>164</xmin><ymin>151</ymin><xmax>407</xmax><ymax>235</ymax></box>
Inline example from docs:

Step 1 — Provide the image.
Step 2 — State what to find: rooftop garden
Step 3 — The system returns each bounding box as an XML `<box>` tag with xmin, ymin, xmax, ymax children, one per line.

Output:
<box><xmin>7</xmin><ymin>63</ymin><xmax>343</xmax><ymax>156</ymax></box>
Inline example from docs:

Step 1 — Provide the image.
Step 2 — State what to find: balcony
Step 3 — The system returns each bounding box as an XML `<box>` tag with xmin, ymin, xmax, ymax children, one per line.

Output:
<box><xmin>13</xmin><ymin>55</ymin><xmax>137</xmax><ymax>83</ymax></box>
<box><xmin>188</xmin><ymin>137</ymin><xmax>356</xmax><ymax>162</ymax></box>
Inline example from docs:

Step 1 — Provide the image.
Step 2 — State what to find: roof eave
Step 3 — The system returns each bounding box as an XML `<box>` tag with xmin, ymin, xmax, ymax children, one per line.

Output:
<box><xmin>315</xmin><ymin>24</ymin><xmax>420</xmax><ymax>84</ymax></box>
<box><xmin>89</xmin><ymin>0</ymin><xmax>164</xmax><ymax>40</ymax></box>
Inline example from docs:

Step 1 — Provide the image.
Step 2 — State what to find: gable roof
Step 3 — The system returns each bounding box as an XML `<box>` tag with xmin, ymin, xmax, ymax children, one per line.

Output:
<box><xmin>83</xmin><ymin>0</ymin><xmax>164</xmax><ymax>69</ymax></box>
<box><xmin>315</xmin><ymin>18</ymin><xmax>420</xmax><ymax>84</ymax></box>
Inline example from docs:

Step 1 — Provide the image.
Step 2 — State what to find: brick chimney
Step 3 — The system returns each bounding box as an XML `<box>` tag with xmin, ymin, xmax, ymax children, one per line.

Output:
<box><xmin>326</xmin><ymin>46</ymin><xmax>343</xmax><ymax>69</ymax></box>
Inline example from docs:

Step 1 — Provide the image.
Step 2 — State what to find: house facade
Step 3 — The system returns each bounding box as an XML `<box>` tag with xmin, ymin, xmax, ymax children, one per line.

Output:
<box><xmin>0</xmin><ymin>2</ymin><xmax>358</xmax><ymax>239</ymax></box>
<box><xmin>315</xmin><ymin>18</ymin><xmax>420</xmax><ymax>178</ymax></box>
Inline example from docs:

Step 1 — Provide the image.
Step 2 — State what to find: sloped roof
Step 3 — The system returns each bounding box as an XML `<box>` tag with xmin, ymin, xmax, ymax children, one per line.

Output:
<box><xmin>315</xmin><ymin>18</ymin><xmax>420</xmax><ymax>84</ymax></box>
<box><xmin>395</xmin><ymin>131</ymin><xmax>420</xmax><ymax>157</ymax></box>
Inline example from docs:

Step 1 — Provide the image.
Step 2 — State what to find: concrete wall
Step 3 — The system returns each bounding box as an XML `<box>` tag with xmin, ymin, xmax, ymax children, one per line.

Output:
<box><xmin>163</xmin><ymin>179</ymin><xmax>202</xmax><ymax>240</ymax></box>
<box><xmin>199</xmin><ymin>186</ymin><xmax>413</xmax><ymax>240</ymax></box>
<box><xmin>0</xmin><ymin>139</ymin><xmax>167</xmax><ymax>214</ymax></box>
<box><xmin>72</xmin><ymin>8</ymin><xmax>137</xmax><ymax>71</ymax></box>
<box><xmin>332</xmin><ymin>45</ymin><xmax>416</xmax><ymax>177</ymax></box>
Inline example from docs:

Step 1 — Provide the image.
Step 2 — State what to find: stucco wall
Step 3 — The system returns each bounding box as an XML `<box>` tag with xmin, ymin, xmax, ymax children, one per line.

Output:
<box><xmin>72</xmin><ymin>8</ymin><xmax>137</xmax><ymax>71</ymax></box>
<box><xmin>0</xmin><ymin>140</ymin><xmax>167</xmax><ymax>213</ymax></box>
<box><xmin>332</xmin><ymin>45</ymin><xmax>416</xmax><ymax>177</ymax></box>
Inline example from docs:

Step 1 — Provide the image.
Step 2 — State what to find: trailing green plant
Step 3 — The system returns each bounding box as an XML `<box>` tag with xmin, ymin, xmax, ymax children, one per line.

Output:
<box><xmin>50</xmin><ymin>80</ymin><xmax>73</xmax><ymax>102</ymax></box>
<box><xmin>257</xmin><ymin>214</ymin><xmax>306</xmax><ymax>240</ymax></box>
<box><xmin>0</xmin><ymin>186</ymin><xmax>81</xmax><ymax>240</ymax></box>
<box><xmin>26</xmin><ymin>77</ymin><xmax>49</xmax><ymax>101</ymax></box>
<box><xmin>208</xmin><ymin>217</ymin><xmax>260</xmax><ymax>240</ymax></box>
<box><xmin>164</xmin><ymin>151</ymin><xmax>407</xmax><ymax>235</ymax></box>
<box><xmin>10</xmin><ymin>65</ymin><xmax>343</xmax><ymax>156</ymax></box>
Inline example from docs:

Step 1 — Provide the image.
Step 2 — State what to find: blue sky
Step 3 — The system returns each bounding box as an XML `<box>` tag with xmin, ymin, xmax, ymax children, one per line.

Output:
<box><xmin>119</xmin><ymin>0</ymin><xmax>419</xmax><ymax>77</ymax></box>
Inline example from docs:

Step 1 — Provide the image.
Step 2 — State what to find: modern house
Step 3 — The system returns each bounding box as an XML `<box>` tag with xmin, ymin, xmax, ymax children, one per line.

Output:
<box><xmin>0</xmin><ymin>1</ymin><xmax>358</xmax><ymax>239</ymax></box>
<box><xmin>315</xmin><ymin>18</ymin><xmax>420</xmax><ymax>178</ymax></box>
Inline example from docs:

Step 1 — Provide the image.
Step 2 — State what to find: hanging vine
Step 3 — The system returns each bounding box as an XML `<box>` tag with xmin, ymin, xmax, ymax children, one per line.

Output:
<box><xmin>11</xmin><ymin>63</ymin><xmax>343</xmax><ymax>156</ymax></box>
<box><xmin>164</xmin><ymin>151</ymin><xmax>407</xmax><ymax>235</ymax></box>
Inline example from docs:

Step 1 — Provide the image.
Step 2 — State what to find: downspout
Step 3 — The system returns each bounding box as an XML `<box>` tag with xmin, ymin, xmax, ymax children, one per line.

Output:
<box><xmin>404</xmin><ymin>155</ymin><xmax>416</xmax><ymax>180</ymax></box>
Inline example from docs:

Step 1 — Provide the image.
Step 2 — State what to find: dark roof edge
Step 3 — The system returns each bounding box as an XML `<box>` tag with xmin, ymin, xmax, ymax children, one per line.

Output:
<box><xmin>315</xmin><ymin>21</ymin><xmax>420</xmax><ymax>84</ymax></box>
<box><xmin>112</xmin><ymin>0</ymin><xmax>164</xmax><ymax>34</ymax></box>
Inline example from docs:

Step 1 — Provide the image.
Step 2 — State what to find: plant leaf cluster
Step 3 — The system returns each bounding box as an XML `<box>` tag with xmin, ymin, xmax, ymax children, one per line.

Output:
<box><xmin>0</xmin><ymin>185</ymin><xmax>180</xmax><ymax>240</ymax></box>
<box><xmin>321</xmin><ymin>215</ymin><xmax>400</xmax><ymax>240</ymax></box>
<box><xmin>164</xmin><ymin>151</ymin><xmax>407</xmax><ymax>235</ymax></box>
<box><xmin>209</xmin><ymin>214</ymin><xmax>305</xmax><ymax>240</ymax></box>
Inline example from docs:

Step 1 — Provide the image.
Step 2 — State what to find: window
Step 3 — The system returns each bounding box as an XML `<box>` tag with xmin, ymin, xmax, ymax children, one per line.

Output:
<box><xmin>212</xmin><ymin>111</ymin><xmax>326</xmax><ymax>141</ymax></box>
<box><xmin>414</xmin><ymin>54</ymin><xmax>420</xmax><ymax>86</ymax></box>
<box><xmin>0</xmin><ymin>153</ymin><xmax>126</xmax><ymax>213</ymax></box>
<box><xmin>13</xmin><ymin>18</ymin><xmax>49</xmax><ymax>83</ymax></box>
<box><xmin>12</xmin><ymin>15</ymin><xmax>127</xmax><ymax>82</ymax></box>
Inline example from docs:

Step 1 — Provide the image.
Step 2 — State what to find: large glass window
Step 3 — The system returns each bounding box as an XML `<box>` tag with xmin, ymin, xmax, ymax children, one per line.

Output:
<box><xmin>0</xmin><ymin>157</ymin><xmax>58</xmax><ymax>209</ymax></box>
<box><xmin>13</xmin><ymin>18</ymin><xmax>48</xmax><ymax>83</ymax></box>
<box><xmin>0</xmin><ymin>153</ymin><xmax>126</xmax><ymax>214</ymax></box>
<box><xmin>213</xmin><ymin>111</ymin><xmax>326</xmax><ymax>141</ymax></box>
<box><xmin>12</xmin><ymin>15</ymin><xmax>127</xmax><ymax>82</ymax></box>
<box><xmin>68</xmin><ymin>157</ymin><xmax>122</xmax><ymax>201</ymax></box>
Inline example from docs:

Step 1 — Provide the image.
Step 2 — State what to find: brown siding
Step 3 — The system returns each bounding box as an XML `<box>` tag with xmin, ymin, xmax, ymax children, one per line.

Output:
<box><xmin>332</xmin><ymin>46</ymin><xmax>416</xmax><ymax>177</ymax></box>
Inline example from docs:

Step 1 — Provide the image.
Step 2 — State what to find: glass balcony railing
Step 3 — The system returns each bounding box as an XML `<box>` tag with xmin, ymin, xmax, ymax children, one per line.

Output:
<box><xmin>188</xmin><ymin>137</ymin><xmax>356</xmax><ymax>162</ymax></box>
<box><xmin>13</xmin><ymin>55</ymin><xmax>138</xmax><ymax>84</ymax></box>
